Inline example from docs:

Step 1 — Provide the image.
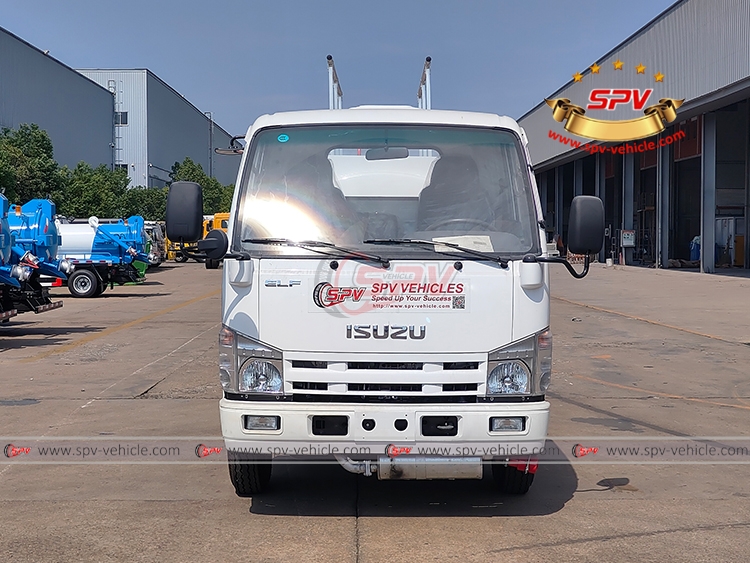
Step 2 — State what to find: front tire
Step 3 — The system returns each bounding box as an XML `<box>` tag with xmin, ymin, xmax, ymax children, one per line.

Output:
<box><xmin>228</xmin><ymin>451</ymin><xmax>272</xmax><ymax>496</ymax></box>
<box><xmin>68</xmin><ymin>269</ymin><xmax>99</xmax><ymax>298</ymax></box>
<box><xmin>205</xmin><ymin>258</ymin><xmax>220</xmax><ymax>269</ymax></box>
<box><xmin>491</xmin><ymin>462</ymin><xmax>535</xmax><ymax>495</ymax></box>
<box><xmin>174</xmin><ymin>252</ymin><xmax>188</xmax><ymax>263</ymax></box>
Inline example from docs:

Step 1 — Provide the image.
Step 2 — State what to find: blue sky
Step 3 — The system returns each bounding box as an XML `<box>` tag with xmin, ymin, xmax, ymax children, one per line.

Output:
<box><xmin>4</xmin><ymin>0</ymin><xmax>676</xmax><ymax>136</ymax></box>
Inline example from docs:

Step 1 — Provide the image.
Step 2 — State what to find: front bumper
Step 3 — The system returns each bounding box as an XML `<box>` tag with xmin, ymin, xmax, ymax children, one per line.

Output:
<box><xmin>220</xmin><ymin>398</ymin><xmax>550</xmax><ymax>458</ymax></box>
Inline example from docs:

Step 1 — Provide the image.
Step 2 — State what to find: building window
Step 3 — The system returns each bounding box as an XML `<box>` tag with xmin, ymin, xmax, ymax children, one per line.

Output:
<box><xmin>115</xmin><ymin>112</ymin><xmax>128</xmax><ymax>126</ymax></box>
<box><xmin>114</xmin><ymin>164</ymin><xmax>128</xmax><ymax>171</ymax></box>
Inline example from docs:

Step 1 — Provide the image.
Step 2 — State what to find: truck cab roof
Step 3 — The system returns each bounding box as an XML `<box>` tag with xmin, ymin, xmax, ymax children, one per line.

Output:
<box><xmin>247</xmin><ymin>106</ymin><xmax>524</xmax><ymax>140</ymax></box>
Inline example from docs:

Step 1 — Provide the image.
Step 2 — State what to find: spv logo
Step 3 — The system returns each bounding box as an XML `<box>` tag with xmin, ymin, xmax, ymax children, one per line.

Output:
<box><xmin>587</xmin><ymin>89</ymin><xmax>653</xmax><ymax>111</ymax></box>
<box><xmin>4</xmin><ymin>443</ymin><xmax>31</xmax><ymax>458</ymax></box>
<box><xmin>545</xmin><ymin>59</ymin><xmax>682</xmax><ymax>142</ymax></box>
<box><xmin>313</xmin><ymin>282</ymin><xmax>365</xmax><ymax>308</ymax></box>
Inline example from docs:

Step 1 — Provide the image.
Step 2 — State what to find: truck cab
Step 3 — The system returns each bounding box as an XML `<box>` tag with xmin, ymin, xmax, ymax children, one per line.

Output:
<box><xmin>167</xmin><ymin>106</ymin><xmax>604</xmax><ymax>496</ymax></box>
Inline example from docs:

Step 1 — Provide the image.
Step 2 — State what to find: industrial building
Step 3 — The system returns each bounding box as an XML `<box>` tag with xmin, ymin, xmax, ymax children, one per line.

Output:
<box><xmin>78</xmin><ymin>69</ymin><xmax>239</xmax><ymax>187</ymax></box>
<box><xmin>0</xmin><ymin>26</ymin><xmax>114</xmax><ymax>170</ymax></box>
<box><xmin>519</xmin><ymin>0</ymin><xmax>750</xmax><ymax>273</ymax></box>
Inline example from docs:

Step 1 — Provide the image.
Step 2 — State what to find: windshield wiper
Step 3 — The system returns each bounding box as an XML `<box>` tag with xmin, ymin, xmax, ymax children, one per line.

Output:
<box><xmin>243</xmin><ymin>238</ymin><xmax>390</xmax><ymax>268</ymax></box>
<box><xmin>363</xmin><ymin>238</ymin><xmax>509</xmax><ymax>268</ymax></box>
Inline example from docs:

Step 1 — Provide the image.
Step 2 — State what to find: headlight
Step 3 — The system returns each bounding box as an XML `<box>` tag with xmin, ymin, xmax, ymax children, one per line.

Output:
<box><xmin>487</xmin><ymin>328</ymin><xmax>551</xmax><ymax>395</ymax></box>
<box><xmin>239</xmin><ymin>360</ymin><xmax>282</xmax><ymax>393</ymax></box>
<box><xmin>219</xmin><ymin>325</ymin><xmax>283</xmax><ymax>394</ymax></box>
<box><xmin>488</xmin><ymin>361</ymin><xmax>531</xmax><ymax>394</ymax></box>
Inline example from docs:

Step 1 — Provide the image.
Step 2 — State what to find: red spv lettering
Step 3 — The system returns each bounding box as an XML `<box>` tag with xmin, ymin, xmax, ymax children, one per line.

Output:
<box><xmin>587</xmin><ymin>89</ymin><xmax>653</xmax><ymax>111</ymax></box>
<box><xmin>385</xmin><ymin>444</ymin><xmax>412</xmax><ymax>458</ymax></box>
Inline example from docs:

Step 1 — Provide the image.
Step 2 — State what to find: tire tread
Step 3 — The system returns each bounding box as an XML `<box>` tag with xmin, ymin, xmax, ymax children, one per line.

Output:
<box><xmin>227</xmin><ymin>452</ymin><xmax>272</xmax><ymax>496</ymax></box>
<box><xmin>491</xmin><ymin>462</ymin><xmax>535</xmax><ymax>495</ymax></box>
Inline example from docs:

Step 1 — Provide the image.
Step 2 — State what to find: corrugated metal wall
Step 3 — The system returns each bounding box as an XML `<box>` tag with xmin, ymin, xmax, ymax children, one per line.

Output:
<box><xmin>0</xmin><ymin>28</ymin><xmax>113</xmax><ymax>170</ymax></box>
<box><xmin>78</xmin><ymin>70</ymin><xmax>148</xmax><ymax>186</ymax></box>
<box><xmin>146</xmin><ymin>72</ymin><xmax>211</xmax><ymax>188</ymax></box>
<box><xmin>146</xmin><ymin>72</ymin><xmax>238</xmax><ymax>187</ymax></box>
<box><xmin>519</xmin><ymin>0</ymin><xmax>750</xmax><ymax>168</ymax></box>
<box><xmin>79</xmin><ymin>70</ymin><xmax>238</xmax><ymax>188</ymax></box>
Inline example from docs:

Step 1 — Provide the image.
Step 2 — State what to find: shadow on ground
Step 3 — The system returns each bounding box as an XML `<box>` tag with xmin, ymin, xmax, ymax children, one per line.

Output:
<box><xmin>250</xmin><ymin>449</ymin><xmax>577</xmax><ymax>517</ymax></box>
<box><xmin>0</xmin><ymin>325</ymin><xmax>103</xmax><ymax>350</ymax></box>
<box><xmin>50</xmin><ymin>292</ymin><xmax>169</xmax><ymax>299</ymax></box>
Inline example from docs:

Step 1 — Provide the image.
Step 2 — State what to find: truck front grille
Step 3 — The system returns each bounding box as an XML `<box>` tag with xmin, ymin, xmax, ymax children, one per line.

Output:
<box><xmin>293</xmin><ymin>382</ymin><xmax>328</xmax><ymax>391</ymax></box>
<box><xmin>443</xmin><ymin>362</ymin><xmax>480</xmax><ymax>370</ymax></box>
<box><xmin>291</xmin><ymin>360</ymin><xmax>328</xmax><ymax>369</ymax></box>
<box><xmin>347</xmin><ymin>362</ymin><xmax>423</xmax><ymax>370</ymax></box>
<box><xmin>348</xmin><ymin>383</ymin><xmax>422</xmax><ymax>392</ymax></box>
<box><xmin>442</xmin><ymin>383</ymin><xmax>478</xmax><ymax>392</ymax></box>
<box><xmin>285</xmin><ymin>355</ymin><xmax>486</xmax><ymax>400</ymax></box>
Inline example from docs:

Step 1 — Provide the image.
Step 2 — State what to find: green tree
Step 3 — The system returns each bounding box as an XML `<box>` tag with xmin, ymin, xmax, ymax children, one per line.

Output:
<box><xmin>58</xmin><ymin>163</ymin><xmax>130</xmax><ymax>219</ymax></box>
<box><xmin>121</xmin><ymin>186</ymin><xmax>168</xmax><ymax>220</ymax></box>
<box><xmin>170</xmin><ymin>157</ymin><xmax>233</xmax><ymax>215</ymax></box>
<box><xmin>0</xmin><ymin>124</ymin><xmax>229</xmax><ymax>222</ymax></box>
<box><xmin>0</xmin><ymin>124</ymin><xmax>65</xmax><ymax>203</ymax></box>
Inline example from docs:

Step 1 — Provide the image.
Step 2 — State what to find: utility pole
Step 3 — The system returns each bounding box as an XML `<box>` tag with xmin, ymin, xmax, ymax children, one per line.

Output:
<box><xmin>417</xmin><ymin>57</ymin><xmax>432</xmax><ymax>109</ymax></box>
<box><xmin>327</xmin><ymin>55</ymin><xmax>343</xmax><ymax>110</ymax></box>
<box><xmin>205</xmin><ymin>111</ymin><xmax>214</xmax><ymax>178</ymax></box>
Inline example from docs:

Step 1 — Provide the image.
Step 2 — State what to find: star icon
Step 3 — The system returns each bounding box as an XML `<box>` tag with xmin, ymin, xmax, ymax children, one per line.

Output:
<box><xmin>590</xmin><ymin>63</ymin><xmax>601</xmax><ymax>74</ymax></box>
<box><xmin>613</xmin><ymin>59</ymin><xmax>624</xmax><ymax>70</ymax></box>
<box><xmin>636</xmin><ymin>63</ymin><xmax>647</xmax><ymax>74</ymax></box>
<box><xmin>573</xmin><ymin>71</ymin><xmax>584</xmax><ymax>82</ymax></box>
<box><xmin>654</xmin><ymin>72</ymin><xmax>665</xmax><ymax>82</ymax></box>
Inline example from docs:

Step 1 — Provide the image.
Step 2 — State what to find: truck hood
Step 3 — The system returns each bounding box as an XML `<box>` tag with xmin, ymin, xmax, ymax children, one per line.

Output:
<box><xmin>244</xmin><ymin>258</ymin><xmax>519</xmax><ymax>354</ymax></box>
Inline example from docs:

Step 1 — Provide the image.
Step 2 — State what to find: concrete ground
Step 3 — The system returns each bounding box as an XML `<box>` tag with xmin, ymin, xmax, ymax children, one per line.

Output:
<box><xmin>1</xmin><ymin>262</ymin><xmax>749</xmax><ymax>562</ymax></box>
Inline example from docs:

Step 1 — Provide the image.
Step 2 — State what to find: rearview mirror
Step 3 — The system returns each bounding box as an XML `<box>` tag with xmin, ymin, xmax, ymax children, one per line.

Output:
<box><xmin>567</xmin><ymin>196</ymin><xmax>605</xmax><ymax>255</ymax></box>
<box><xmin>166</xmin><ymin>181</ymin><xmax>203</xmax><ymax>242</ymax></box>
<box><xmin>198</xmin><ymin>229</ymin><xmax>228</xmax><ymax>260</ymax></box>
<box><xmin>365</xmin><ymin>147</ymin><xmax>409</xmax><ymax>161</ymax></box>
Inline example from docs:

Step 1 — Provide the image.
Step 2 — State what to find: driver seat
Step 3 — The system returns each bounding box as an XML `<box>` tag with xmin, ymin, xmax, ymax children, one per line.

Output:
<box><xmin>416</xmin><ymin>155</ymin><xmax>495</xmax><ymax>231</ymax></box>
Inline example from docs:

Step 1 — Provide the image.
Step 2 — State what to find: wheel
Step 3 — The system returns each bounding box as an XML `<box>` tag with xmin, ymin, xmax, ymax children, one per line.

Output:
<box><xmin>227</xmin><ymin>451</ymin><xmax>272</xmax><ymax>496</ymax></box>
<box><xmin>205</xmin><ymin>258</ymin><xmax>220</xmax><ymax>269</ymax></box>
<box><xmin>423</xmin><ymin>218</ymin><xmax>495</xmax><ymax>231</ymax></box>
<box><xmin>491</xmin><ymin>461</ymin><xmax>535</xmax><ymax>495</ymax></box>
<box><xmin>68</xmin><ymin>269</ymin><xmax>99</xmax><ymax>298</ymax></box>
<box><xmin>174</xmin><ymin>252</ymin><xmax>188</xmax><ymax>263</ymax></box>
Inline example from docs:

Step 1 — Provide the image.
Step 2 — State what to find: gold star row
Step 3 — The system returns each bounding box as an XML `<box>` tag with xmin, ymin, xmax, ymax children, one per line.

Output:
<box><xmin>573</xmin><ymin>61</ymin><xmax>664</xmax><ymax>83</ymax></box>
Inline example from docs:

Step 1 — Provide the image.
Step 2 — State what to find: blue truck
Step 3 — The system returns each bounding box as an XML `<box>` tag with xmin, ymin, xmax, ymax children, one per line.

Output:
<box><xmin>55</xmin><ymin>216</ymin><xmax>152</xmax><ymax>298</ymax></box>
<box><xmin>0</xmin><ymin>194</ymin><xmax>19</xmax><ymax>321</ymax></box>
<box><xmin>0</xmin><ymin>197</ymin><xmax>64</xmax><ymax>321</ymax></box>
<box><xmin>7</xmin><ymin>199</ymin><xmax>75</xmax><ymax>281</ymax></box>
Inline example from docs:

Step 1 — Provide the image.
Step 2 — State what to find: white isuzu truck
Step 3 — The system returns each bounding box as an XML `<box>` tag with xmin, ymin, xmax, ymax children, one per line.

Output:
<box><xmin>166</xmin><ymin>63</ymin><xmax>603</xmax><ymax>496</ymax></box>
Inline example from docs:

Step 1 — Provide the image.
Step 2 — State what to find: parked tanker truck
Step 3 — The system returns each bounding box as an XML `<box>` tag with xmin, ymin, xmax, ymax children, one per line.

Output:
<box><xmin>55</xmin><ymin>216</ymin><xmax>152</xmax><ymax>298</ymax></box>
<box><xmin>0</xmin><ymin>194</ymin><xmax>19</xmax><ymax>321</ymax></box>
<box><xmin>8</xmin><ymin>200</ymin><xmax>75</xmax><ymax>282</ymax></box>
<box><xmin>0</xmin><ymin>196</ymin><xmax>64</xmax><ymax>320</ymax></box>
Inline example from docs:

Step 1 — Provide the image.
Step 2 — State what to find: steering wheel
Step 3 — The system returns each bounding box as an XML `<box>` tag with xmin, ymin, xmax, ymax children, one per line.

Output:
<box><xmin>423</xmin><ymin>218</ymin><xmax>494</xmax><ymax>231</ymax></box>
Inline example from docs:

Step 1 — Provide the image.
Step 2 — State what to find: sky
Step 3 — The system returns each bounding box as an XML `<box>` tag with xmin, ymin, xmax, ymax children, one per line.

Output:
<box><xmin>4</xmin><ymin>0</ymin><xmax>677</xmax><ymax>136</ymax></box>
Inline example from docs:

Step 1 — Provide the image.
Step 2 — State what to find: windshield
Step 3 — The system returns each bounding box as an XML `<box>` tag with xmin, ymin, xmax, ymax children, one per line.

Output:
<box><xmin>235</xmin><ymin>125</ymin><xmax>540</xmax><ymax>258</ymax></box>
